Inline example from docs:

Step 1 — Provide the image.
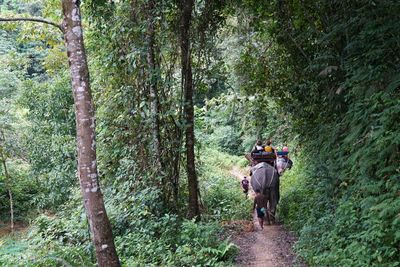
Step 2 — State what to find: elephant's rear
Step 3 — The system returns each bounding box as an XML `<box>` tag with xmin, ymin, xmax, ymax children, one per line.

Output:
<box><xmin>250</xmin><ymin>162</ymin><xmax>278</xmax><ymax>192</ymax></box>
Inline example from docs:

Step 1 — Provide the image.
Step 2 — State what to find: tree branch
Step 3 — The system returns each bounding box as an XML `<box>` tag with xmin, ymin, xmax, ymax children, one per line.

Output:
<box><xmin>287</xmin><ymin>32</ymin><xmax>311</xmax><ymax>65</ymax></box>
<box><xmin>0</xmin><ymin>17</ymin><xmax>63</xmax><ymax>32</ymax></box>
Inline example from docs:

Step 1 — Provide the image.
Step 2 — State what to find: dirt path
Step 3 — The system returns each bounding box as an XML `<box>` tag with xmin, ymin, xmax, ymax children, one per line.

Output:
<box><xmin>230</xmin><ymin>166</ymin><xmax>305</xmax><ymax>267</ymax></box>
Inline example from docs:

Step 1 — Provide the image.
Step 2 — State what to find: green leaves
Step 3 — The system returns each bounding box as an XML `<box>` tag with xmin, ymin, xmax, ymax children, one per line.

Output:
<box><xmin>239</xmin><ymin>1</ymin><xmax>400</xmax><ymax>266</ymax></box>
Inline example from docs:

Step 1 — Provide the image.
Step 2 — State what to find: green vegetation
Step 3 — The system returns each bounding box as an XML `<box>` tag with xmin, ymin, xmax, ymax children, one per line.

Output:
<box><xmin>0</xmin><ymin>150</ymin><xmax>245</xmax><ymax>266</ymax></box>
<box><xmin>1</xmin><ymin>0</ymin><xmax>399</xmax><ymax>266</ymax></box>
<box><xmin>199</xmin><ymin>148</ymin><xmax>251</xmax><ymax>221</ymax></box>
<box><xmin>239</xmin><ymin>1</ymin><xmax>400</xmax><ymax>266</ymax></box>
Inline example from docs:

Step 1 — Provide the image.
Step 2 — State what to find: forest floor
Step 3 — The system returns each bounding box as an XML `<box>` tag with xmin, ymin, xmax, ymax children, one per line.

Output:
<box><xmin>0</xmin><ymin>222</ymin><xmax>27</xmax><ymax>237</ymax></box>
<box><xmin>229</xmin><ymin>166</ymin><xmax>306</xmax><ymax>267</ymax></box>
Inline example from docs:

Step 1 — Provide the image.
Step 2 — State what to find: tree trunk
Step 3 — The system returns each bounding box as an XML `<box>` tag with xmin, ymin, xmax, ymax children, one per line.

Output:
<box><xmin>0</xmin><ymin>131</ymin><xmax>13</xmax><ymax>233</ymax></box>
<box><xmin>1</xmin><ymin>159</ymin><xmax>13</xmax><ymax>233</ymax></box>
<box><xmin>179</xmin><ymin>0</ymin><xmax>200</xmax><ymax>220</ymax></box>
<box><xmin>146</xmin><ymin>0</ymin><xmax>163</xmax><ymax>172</ymax></box>
<box><xmin>8</xmin><ymin>187</ymin><xmax>13</xmax><ymax>232</ymax></box>
<box><xmin>61</xmin><ymin>1</ymin><xmax>120</xmax><ymax>266</ymax></box>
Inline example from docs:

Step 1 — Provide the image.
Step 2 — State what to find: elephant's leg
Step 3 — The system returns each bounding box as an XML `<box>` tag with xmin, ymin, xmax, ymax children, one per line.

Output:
<box><xmin>277</xmin><ymin>178</ymin><xmax>280</xmax><ymax>204</ymax></box>
<box><xmin>269</xmin><ymin>187</ymin><xmax>279</xmax><ymax>224</ymax></box>
<box><xmin>263</xmin><ymin>189</ymin><xmax>271</xmax><ymax>225</ymax></box>
<box><xmin>265</xmin><ymin>210</ymin><xmax>271</xmax><ymax>225</ymax></box>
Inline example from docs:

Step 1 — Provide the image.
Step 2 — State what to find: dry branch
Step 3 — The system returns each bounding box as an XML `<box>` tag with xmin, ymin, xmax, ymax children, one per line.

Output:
<box><xmin>0</xmin><ymin>17</ymin><xmax>63</xmax><ymax>32</ymax></box>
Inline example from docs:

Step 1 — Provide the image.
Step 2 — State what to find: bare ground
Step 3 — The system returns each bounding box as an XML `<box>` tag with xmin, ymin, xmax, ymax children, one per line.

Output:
<box><xmin>229</xmin><ymin>166</ymin><xmax>306</xmax><ymax>267</ymax></box>
<box><xmin>0</xmin><ymin>221</ymin><xmax>27</xmax><ymax>237</ymax></box>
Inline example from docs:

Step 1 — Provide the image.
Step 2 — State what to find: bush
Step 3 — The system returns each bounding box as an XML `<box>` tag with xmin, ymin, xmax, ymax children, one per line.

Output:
<box><xmin>0</xmin><ymin>144</ymin><xmax>249</xmax><ymax>267</ymax></box>
<box><xmin>0</xmin><ymin>231</ymin><xmax>93</xmax><ymax>267</ymax></box>
<box><xmin>118</xmin><ymin>218</ymin><xmax>237</xmax><ymax>266</ymax></box>
<box><xmin>198</xmin><ymin>148</ymin><xmax>252</xmax><ymax>221</ymax></box>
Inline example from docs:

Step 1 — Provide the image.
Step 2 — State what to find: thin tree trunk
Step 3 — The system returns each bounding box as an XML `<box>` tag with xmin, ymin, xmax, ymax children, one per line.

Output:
<box><xmin>61</xmin><ymin>1</ymin><xmax>120</xmax><ymax>266</ymax></box>
<box><xmin>0</xmin><ymin>131</ymin><xmax>13</xmax><ymax>233</ymax></box>
<box><xmin>179</xmin><ymin>0</ymin><xmax>200</xmax><ymax>220</ymax></box>
<box><xmin>146</xmin><ymin>0</ymin><xmax>163</xmax><ymax>172</ymax></box>
<box><xmin>8</xmin><ymin>187</ymin><xmax>13</xmax><ymax>232</ymax></box>
<box><xmin>1</xmin><ymin>159</ymin><xmax>13</xmax><ymax>233</ymax></box>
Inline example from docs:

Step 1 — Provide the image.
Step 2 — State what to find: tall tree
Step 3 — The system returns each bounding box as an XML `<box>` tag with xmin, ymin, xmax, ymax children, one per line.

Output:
<box><xmin>61</xmin><ymin>1</ymin><xmax>120</xmax><ymax>266</ymax></box>
<box><xmin>1</xmin><ymin>2</ymin><xmax>120</xmax><ymax>266</ymax></box>
<box><xmin>179</xmin><ymin>0</ymin><xmax>200</xmax><ymax>219</ymax></box>
<box><xmin>146</xmin><ymin>0</ymin><xmax>163</xmax><ymax>172</ymax></box>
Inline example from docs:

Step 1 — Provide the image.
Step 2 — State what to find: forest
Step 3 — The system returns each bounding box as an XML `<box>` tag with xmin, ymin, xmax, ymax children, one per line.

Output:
<box><xmin>0</xmin><ymin>0</ymin><xmax>399</xmax><ymax>266</ymax></box>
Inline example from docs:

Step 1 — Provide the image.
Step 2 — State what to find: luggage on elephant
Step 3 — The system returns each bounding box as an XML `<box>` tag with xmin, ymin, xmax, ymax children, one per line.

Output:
<box><xmin>250</xmin><ymin>151</ymin><xmax>276</xmax><ymax>163</ymax></box>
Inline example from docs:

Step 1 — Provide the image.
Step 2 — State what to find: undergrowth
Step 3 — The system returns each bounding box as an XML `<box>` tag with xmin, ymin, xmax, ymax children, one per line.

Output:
<box><xmin>279</xmin><ymin>86</ymin><xmax>400</xmax><ymax>267</ymax></box>
<box><xmin>0</xmin><ymin>148</ymin><xmax>248</xmax><ymax>266</ymax></box>
<box><xmin>199</xmin><ymin>148</ymin><xmax>252</xmax><ymax>221</ymax></box>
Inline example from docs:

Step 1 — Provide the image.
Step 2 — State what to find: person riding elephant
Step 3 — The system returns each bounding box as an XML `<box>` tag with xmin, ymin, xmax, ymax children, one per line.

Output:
<box><xmin>252</xmin><ymin>140</ymin><xmax>264</xmax><ymax>153</ymax></box>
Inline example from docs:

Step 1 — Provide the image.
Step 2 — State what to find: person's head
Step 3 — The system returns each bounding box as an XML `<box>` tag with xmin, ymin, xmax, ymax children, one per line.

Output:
<box><xmin>255</xmin><ymin>189</ymin><xmax>261</xmax><ymax>195</ymax></box>
<box><xmin>282</xmin><ymin>146</ymin><xmax>289</xmax><ymax>152</ymax></box>
<box><xmin>266</xmin><ymin>139</ymin><xmax>272</xmax><ymax>146</ymax></box>
<box><xmin>256</xmin><ymin>140</ymin><xmax>262</xmax><ymax>146</ymax></box>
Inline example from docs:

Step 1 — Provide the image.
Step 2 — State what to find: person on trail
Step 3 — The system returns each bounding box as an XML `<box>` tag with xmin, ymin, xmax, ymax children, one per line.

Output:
<box><xmin>253</xmin><ymin>189</ymin><xmax>267</xmax><ymax>229</ymax></box>
<box><xmin>241</xmin><ymin>176</ymin><xmax>250</xmax><ymax>197</ymax></box>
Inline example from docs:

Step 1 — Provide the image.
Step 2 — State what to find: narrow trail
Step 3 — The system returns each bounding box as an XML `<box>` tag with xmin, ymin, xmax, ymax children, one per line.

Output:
<box><xmin>230</xmin><ymin>166</ymin><xmax>305</xmax><ymax>267</ymax></box>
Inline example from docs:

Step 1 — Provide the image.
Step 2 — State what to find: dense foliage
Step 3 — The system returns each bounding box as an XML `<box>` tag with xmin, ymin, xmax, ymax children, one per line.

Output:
<box><xmin>235</xmin><ymin>1</ymin><xmax>400</xmax><ymax>266</ymax></box>
<box><xmin>0</xmin><ymin>0</ymin><xmax>248</xmax><ymax>265</ymax></box>
<box><xmin>1</xmin><ymin>0</ymin><xmax>399</xmax><ymax>266</ymax></box>
<box><xmin>0</xmin><ymin>149</ymin><xmax>247</xmax><ymax>266</ymax></box>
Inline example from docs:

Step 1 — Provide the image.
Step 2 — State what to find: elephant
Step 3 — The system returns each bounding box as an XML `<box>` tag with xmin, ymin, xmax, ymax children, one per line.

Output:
<box><xmin>276</xmin><ymin>157</ymin><xmax>293</xmax><ymax>175</ymax></box>
<box><xmin>250</xmin><ymin>162</ymin><xmax>280</xmax><ymax>224</ymax></box>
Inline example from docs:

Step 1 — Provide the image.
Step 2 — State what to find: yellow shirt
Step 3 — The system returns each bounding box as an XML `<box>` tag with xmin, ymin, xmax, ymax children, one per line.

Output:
<box><xmin>264</xmin><ymin>146</ymin><xmax>273</xmax><ymax>153</ymax></box>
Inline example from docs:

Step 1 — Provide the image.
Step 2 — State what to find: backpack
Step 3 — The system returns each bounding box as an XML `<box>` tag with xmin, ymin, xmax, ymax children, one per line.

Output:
<box><xmin>241</xmin><ymin>179</ymin><xmax>249</xmax><ymax>189</ymax></box>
